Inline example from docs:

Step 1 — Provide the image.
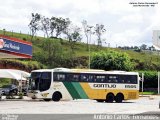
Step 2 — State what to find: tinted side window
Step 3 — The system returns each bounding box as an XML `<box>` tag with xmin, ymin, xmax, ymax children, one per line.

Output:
<box><xmin>54</xmin><ymin>73</ymin><xmax>66</xmax><ymax>81</ymax></box>
<box><xmin>39</xmin><ymin>72</ymin><xmax>51</xmax><ymax>91</ymax></box>
<box><xmin>72</xmin><ymin>74</ymin><xmax>80</xmax><ymax>81</ymax></box>
<box><xmin>118</xmin><ymin>75</ymin><xmax>137</xmax><ymax>84</ymax></box>
<box><xmin>129</xmin><ymin>75</ymin><xmax>137</xmax><ymax>84</ymax></box>
<box><xmin>106</xmin><ymin>75</ymin><xmax>118</xmax><ymax>83</ymax></box>
<box><xmin>80</xmin><ymin>74</ymin><xmax>89</xmax><ymax>82</ymax></box>
<box><xmin>88</xmin><ymin>74</ymin><xmax>95</xmax><ymax>82</ymax></box>
<box><xmin>31</xmin><ymin>72</ymin><xmax>41</xmax><ymax>78</ymax></box>
<box><xmin>118</xmin><ymin>75</ymin><xmax>126</xmax><ymax>83</ymax></box>
<box><xmin>95</xmin><ymin>75</ymin><xmax>106</xmax><ymax>82</ymax></box>
<box><xmin>66</xmin><ymin>73</ymin><xmax>80</xmax><ymax>82</ymax></box>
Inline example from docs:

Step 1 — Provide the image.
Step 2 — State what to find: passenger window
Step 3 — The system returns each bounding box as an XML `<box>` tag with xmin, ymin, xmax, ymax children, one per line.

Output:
<box><xmin>107</xmin><ymin>79</ymin><xmax>111</xmax><ymax>83</ymax></box>
<box><xmin>88</xmin><ymin>75</ymin><xmax>94</xmax><ymax>82</ymax></box>
<box><xmin>55</xmin><ymin>73</ymin><xmax>65</xmax><ymax>81</ymax></box>
<box><xmin>125</xmin><ymin>75</ymin><xmax>137</xmax><ymax>84</ymax></box>
<box><xmin>80</xmin><ymin>74</ymin><xmax>88</xmax><ymax>82</ymax></box>
<box><xmin>131</xmin><ymin>75</ymin><xmax>137</xmax><ymax>84</ymax></box>
<box><xmin>127</xmin><ymin>80</ymin><xmax>131</xmax><ymax>83</ymax></box>
<box><xmin>121</xmin><ymin>80</ymin><xmax>125</xmax><ymax>83</ymax></box>
<box><xmin>108</xmin><ymin>75</ymin><xmax>118</xmax><ymax>83</ymax></box>
<box><xmin>95</xmin><ymin>75</ymin><xmax>105</xmax><ymax>82</ymax></box>
<box><xmin>113</xmin><ymin>79</ymin><xmax>118</xmax><ymax>83</ymax></box>
<box><xmin>72</xmin><ymin>74</ymin><xmax>79</xmax><ymax>81</ymax></box>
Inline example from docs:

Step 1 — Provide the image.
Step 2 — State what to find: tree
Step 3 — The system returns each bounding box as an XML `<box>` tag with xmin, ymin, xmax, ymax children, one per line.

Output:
<box><xmin>64</xmin><ymin>24</ymin><xmax>82</xmax><ymax>51</ymax></box>
<box><xmin>50</xmin><ymin>16</ymin><xmax>57</xmax><ymax>37</ymax></box>
<box><xmin>40</xmin><ymin>16</ymin><xmax>50</xmax><ymax>38</ymax></box>
<box><xmin>95</xmin><ymin>24</ymin><xmax>106</xmax><ymax>47</ymax></box>
<box><xmin>50</xmin><ymin>17</ymin><xmax>70</xmax><ymax>38</ymax></box>
<box><xmin>140</xmin><ymin>44</ymin><xmax>147</xmax><ymax>50</ymax></box>
<box><xmin>90</xmin><ymin>50</ymin><xmax>133</xmax><ymax>71</ymax></box>
<box><xmin>42</xmin><ymin>39</ymin><xmax>64</xmax><ymax>67</ymax></box>
<box><xmin>28</xmin><ymin>13</ymin><xmax>41</xmax><ymax>41</ymax></box>
<box><xmin>134</xmin><ymin>46</ymin><xmax>139</xmax><ymax>50</ymax></box>
<box><xmin>63</xmin><ymin>24</ymin><xmax>82</xmax><ymax>66</ymax></box>
<box><xmin>82</xmin><ymin>20</ymin><xmax>89</xmax><ymax>50</ymax></box>
<box><xmin>55</xmin><ymin>17</ymin><xmax>71</xmax><ymax>38</ymax></box>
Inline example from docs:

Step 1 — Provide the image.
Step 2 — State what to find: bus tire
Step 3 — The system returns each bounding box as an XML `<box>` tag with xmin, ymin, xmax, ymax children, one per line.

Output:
<box><xmin>31</xmin><ymin>95</ymin><xmax>36</xmax><ymax>99</ymax></box>
<box><xmin>115</xmin><ymin>93</ymin><xmax>124</xmax><ymax>103</ymax></box>
<box><xmin>106</xmin><ymin>93</ymin><xmax>114</xmax><ymax>103</ymax></box>
<box><xmin>43</xmin><ymin>99</ymin><xmax>51</xmax><ymax>101</ymax></box>
<box><xmin>52</xmin><ymin>92</ymin><xmax>62</xmax><ymax>102</ymax></box>
<box><xmin>96</xmin><ymin>100</ymin><xmax>104</xmax><ymax>102</ymax></box>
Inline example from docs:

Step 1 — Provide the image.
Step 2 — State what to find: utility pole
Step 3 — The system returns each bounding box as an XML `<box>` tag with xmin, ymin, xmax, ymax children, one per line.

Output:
<box><xmin>88</xmin><ymin>30</ymin><xmax>91</xmax><ymax>69</ymax></box>
<box><xmin>89</xmin><ymin>46</ymin><xmax>91</xmax><ymax>69</ymax></box>
<box><xmin>21</xmin><ymin>73</ymin><xmax>23</xmax><ymax>93</ymax></box>
<box><xmin>142</xmin><ymin>73</ymin><xmax>144</xmax><ymax>96</ymax></box>
<box><xmin>88</xmin><ymin>26</ymin><xmax>94</xmax><ymax>69</ymax></box>
<box><xmin>158</xmin><ymin>72</ymin><xmax>160</xmax><ymax>94</ymax></box>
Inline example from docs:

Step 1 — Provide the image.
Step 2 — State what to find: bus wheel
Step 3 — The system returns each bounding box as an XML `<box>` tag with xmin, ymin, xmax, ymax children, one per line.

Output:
<box><xmin>106</xmin><ymin>93</ymin><xmax>114</xmax><ymax>103</ymax></box>
<box><xmin>96</xmin><ymin>100</ymin><xmax>104</xmax><ymax>102</ymax></box>
<box><xmin>115</xmin><ymin>93</ymin><xmax>124</xmax><ymax>103</ymax></box>
<box><xmin>43</xmin><ymin>99</ymin><xmax>51</xmax><ymax>102</ymax></box>
<box><xmin>31</xmin><ymin>95</ymin><xmax>36</xmax><ymax>99</ymax></box>
<box><xmin>52</xmin><ymin>92</ymin><xmax>62</xmax><ymax>102</ymax></box>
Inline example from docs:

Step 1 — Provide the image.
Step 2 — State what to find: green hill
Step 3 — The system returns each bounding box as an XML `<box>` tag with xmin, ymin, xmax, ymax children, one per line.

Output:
<box><xmin>1</xmin><ymin>29</ymin><xmax>160</xmax><ymax>71</ymax></box>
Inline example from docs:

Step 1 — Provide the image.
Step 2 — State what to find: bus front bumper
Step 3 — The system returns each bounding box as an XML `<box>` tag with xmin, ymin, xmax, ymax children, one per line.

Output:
<box><xmin>27</xmin><ymin>90</ymin><xmax>43</xmax><ymax>99</ymax></box>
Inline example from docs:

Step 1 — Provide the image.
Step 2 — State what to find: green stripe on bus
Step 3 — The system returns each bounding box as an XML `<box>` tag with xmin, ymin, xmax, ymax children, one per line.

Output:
<box><xmin>63</xmin><ymin>82</ymin><xmax>81</xmax><ymax>99</ymax></box>
<box><xmin>71</xmin><ymin>82</ymin><xmax>89</xmax><ymax>99</ymax></box>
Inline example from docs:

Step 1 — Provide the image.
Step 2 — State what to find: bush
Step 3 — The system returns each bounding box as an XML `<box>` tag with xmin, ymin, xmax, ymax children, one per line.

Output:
<box><xmin>18</xmin><ymin>92</ymin><xmax>24</xmax><ymax>99</ymax></box>
<box><xmin>138</xmin><ymin>71</ymin><xmax>158</xmax><ymax>92</ymax></box>
<box><xmin>90</xmin><ymin>50</ymin><xmax>133</xmax><ymax>71</ymax></box>
<box><xmin>6</xmin><ymin>95</ymin><xmax>15</xmax><ymax>99</ymax></box>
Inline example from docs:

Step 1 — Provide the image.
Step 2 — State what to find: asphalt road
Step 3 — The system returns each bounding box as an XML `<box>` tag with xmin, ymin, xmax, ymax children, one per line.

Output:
<box><xmin>0</xmin><ymin>95</ymin><xmax>160</xmax><ymax>120</ymax></box>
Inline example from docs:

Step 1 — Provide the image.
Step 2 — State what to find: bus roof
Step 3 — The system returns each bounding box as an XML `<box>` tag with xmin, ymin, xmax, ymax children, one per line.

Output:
<box><xmin>71</xmin><ymin>69</ymin><xmax>105</xmax><ymax>72</ymax></box>
<box><xmin>31</xmin><ymin>68</ymin><xmax>139</xmax><ymax>75</ymax></box>
<box><xmin>31</xmin><ymin>69</ymin><xmax>53</xmax><ymax>72</ymax></box>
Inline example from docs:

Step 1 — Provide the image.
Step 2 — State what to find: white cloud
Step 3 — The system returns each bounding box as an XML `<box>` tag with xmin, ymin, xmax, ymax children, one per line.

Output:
<box><xmin>118</xmin><ymin>14</ymin><xmax>143</xmax><ymax>23</ymax></box>
<box><xmin>108</xmin><ymin>29</ymin><xmax>141</xmax><ymax>47</ymax></box>
<box><xmin>146</xmin><ymin>4</ymin><xmax>160</xmax><ymax>30</ymax></box>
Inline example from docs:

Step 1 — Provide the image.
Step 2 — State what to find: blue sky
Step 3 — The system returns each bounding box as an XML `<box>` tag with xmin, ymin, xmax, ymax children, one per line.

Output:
<box><xmin>0</xmin><ymin>0</ymin><xmax>159</xmax><ymax>47</ymax></box>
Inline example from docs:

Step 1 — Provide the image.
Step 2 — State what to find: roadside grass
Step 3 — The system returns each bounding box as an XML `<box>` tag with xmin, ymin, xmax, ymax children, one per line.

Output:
<box><xmin>0</xmin><ymin>78</ymin><xmax>11</xmax><ymax>87</ymax></box>
<box><xmin>1</xmin><ymin>29</ymin><xmax>160</xmax><ymax>68</ymax></box>
<box><xmin>139</xmin><ymin>92</ymin><xmax>157</xmax><ymax>95</ymax></box>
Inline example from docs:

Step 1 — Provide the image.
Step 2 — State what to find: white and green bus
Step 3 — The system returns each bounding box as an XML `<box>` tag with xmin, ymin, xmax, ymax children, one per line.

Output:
<box><xmin>27</xmin><ymin>68</ymin><xmax>140</xmax><ymax>102</ymax></box>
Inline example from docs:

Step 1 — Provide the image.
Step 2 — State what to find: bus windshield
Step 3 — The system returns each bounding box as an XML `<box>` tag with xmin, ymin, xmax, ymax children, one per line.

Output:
<box><xmin>29</xmin><ymin>72</ymin><xmax>51</xmax><ymax>92</ymax></box>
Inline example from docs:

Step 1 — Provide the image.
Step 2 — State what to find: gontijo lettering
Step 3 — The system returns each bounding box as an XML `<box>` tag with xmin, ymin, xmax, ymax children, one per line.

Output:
<box><xmin>93</xmin><ymin>84</ymin><xmax>116</xmax><ymax>88</ymax></box>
